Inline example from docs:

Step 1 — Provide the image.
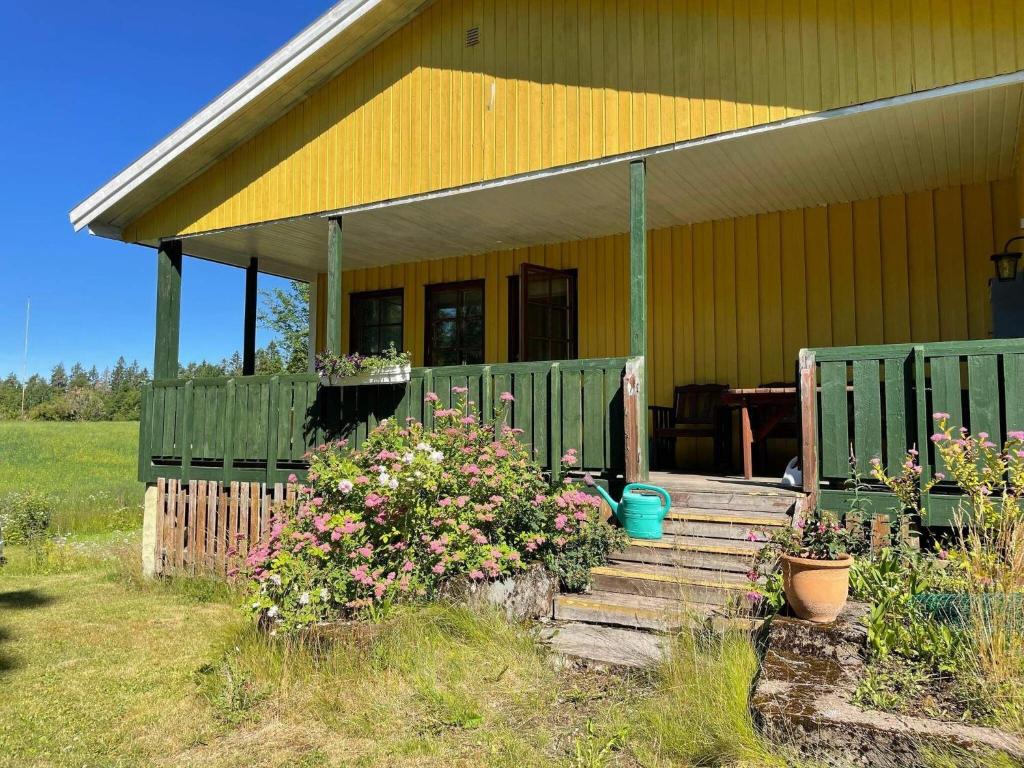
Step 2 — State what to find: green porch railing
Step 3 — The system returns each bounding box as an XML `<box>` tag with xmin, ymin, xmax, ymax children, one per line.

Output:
<box><xmin>799</xmin><ymin>339</ymin><xmax>1024</xmax><ymax>526</ymax></box>
<box><xmin>137</xmin><ymin>357</ymin><xmax>644</xmax><ymax>486</ymax></box>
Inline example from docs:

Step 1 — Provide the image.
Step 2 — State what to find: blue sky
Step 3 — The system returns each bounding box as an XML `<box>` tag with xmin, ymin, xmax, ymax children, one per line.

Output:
<box><xmin>0</xmin><ymin>1</ymin><xmax>327</xmax><ymax>379</ymax></box>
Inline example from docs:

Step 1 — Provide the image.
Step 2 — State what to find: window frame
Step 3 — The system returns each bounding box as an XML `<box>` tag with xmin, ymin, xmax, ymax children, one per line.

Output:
<box><xmin>507</xmin><ymin>268</ymin><xmax>578</xmax><ymax>363</ymax></box>
<box><xmin>423</xmin><ymin>279</ymin><xmax>486</xmax><ymax>367</ymax></box>
<box><xmin>348</xmin><ymin>288</ymin><xmax>405</xmax><ymax>357</ymax></box>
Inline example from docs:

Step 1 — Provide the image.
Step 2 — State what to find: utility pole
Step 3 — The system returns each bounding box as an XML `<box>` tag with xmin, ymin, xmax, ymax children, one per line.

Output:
<box><xmin>20</xmin><ymin>298</ymin><xmax>30</xmax><ymax>418</ymax></box>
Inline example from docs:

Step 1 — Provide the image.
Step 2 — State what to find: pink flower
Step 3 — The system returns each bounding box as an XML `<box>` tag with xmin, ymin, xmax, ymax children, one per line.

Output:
<box><xmin>499</xmin><ymin>391</ymin><xmax>515</xmax><ymax>402</ymax></box>
<box><xmin>930</xmin><ymin>433</ymin><xmax>946</xmax><ymax>443</ymax></box>
<box><xmin>745</xmin><ymin>530</ymin><xmax>761</xmax><ymax>542</ymax></box>
<box><xmin>287</xmin><ymin>473</ymin><xmax>298</xmax><ymax>483</ymax></box>
<box><xmin>425</xmin><ymin>392</ymin><xmax>440</xmax><ymax>402</ymax></box>
<box><xmin>745</xmin><ymin>591</ymin><xmax>763</xmax><ymax>603</ymax></box>
<box><xmin>933</xmin><ymin>412</ymin><xmax>950</xmax><ymax>421</ymax></box>
<box><xmin>468</xmin><ymin>569</ymin><xmax>485</xmax><ymax>580</ymax></box>
<box><xmin>432</xmin><ymin>563</ymin><xmax>446</xmax><ymax>575</ymax></box>
<box><xmin>402</xmin><ymin>560</ymin><xmax>414</xmax><ymax>572</ymax></box>
<box><xmin>451</xmin><ymin>386</ymin><xmax>469</xmax><ymax>394</ymax></box>
<box><xmin>364</xmin><ymin>493</ymin><xmax>385</xmax><ymax>508</ymax></box>
<box><xmin>1009</xmin><ymin>431</ymin><xmax>1024</xmax><ymax>442</ymax></box>
<box><xmin>746</xmin><ymin>570</ymin><xmax>759</xmax><ymax>582</ymax></box>
<box><xmin>554</xmin><ymin>514</ymin><xmax>569</xmax><ymax>530</ymax></box>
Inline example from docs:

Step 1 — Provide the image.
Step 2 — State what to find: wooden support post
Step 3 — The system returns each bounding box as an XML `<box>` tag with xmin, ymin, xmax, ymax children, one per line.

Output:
<box><xmin>327</xmin><ymin>218</ymin><xmax>343</xmax><ymax>355</ymax></box>
<box><xmin>624</xmin><ymin>357</ymin><xmax>649</xmax><ymax>482</ymax></box>
<box><xmin>629</xmin><ymin>160</ymin><xmax>647</xmax><ymax>359</ymax></box>
<box><xmin>242</xmin><ymin>257</ymin><xmax>258</xmax><ymax>376</ymax></box>
<box><xmin>798</xmin><ymin>349</ymin><xmax>819</xmax><ymax>509</ymax></box>
<box><xmin>154</xmin><ymin>240</ymin><xmax>182</xmax><ymax>380</ymax></box>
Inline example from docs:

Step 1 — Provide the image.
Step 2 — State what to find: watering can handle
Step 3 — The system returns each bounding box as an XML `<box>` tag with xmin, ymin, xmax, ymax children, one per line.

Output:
<box><xmin>626</xmin><ymin>483</ymin><xmax>672</xmax><ymax>514</ymax></box>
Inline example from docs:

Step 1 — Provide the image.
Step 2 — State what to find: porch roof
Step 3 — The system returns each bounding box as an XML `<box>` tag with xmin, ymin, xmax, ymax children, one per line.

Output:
<box><xmin>176</xmin><ymin>72</ymin><xmax>1024</xmax><ymax>282</ymax></box>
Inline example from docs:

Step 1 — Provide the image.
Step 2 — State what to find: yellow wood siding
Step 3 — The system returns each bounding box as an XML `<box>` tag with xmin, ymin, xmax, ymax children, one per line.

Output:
<box><xmin>125</xmin><ymin>0</ymin><xmax>1024</xmax><ymax>242</ymax></box>
<box><xmin>320</xmin><ymin>177</ymin><xmax>1015</xmax><ymax>369</ymax></box>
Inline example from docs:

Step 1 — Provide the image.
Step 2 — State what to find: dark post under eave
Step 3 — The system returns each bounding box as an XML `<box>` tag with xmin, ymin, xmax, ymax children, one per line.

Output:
<box><xmin>628</xmin><ymin>159</ymin><xmax>649</xmax><ymax>480</ymax></box>
<box><xmin>242</xmin><ymin>257</ymin><xmax>258</xmax><ymax>376</ymax></box>
<box><xmin>326</xmin><ymin>217</ymin><xmax>343</xmax><ymax>355</ymax></box>
<box><xmin>629</xmin><ymin>159</ymin><xmax>647</xmax><ymax>359</ymax></box>
<box><xmin>153</xmin><ymin>239</ymin><xmax>182</xmax><ymax>380</ymax></box>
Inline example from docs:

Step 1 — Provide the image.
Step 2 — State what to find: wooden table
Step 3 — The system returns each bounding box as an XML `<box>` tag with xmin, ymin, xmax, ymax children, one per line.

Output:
<box><xmin>720</xmin><ymin>387</ymin><xmax>798</xmax><ymax>480</ymax></box>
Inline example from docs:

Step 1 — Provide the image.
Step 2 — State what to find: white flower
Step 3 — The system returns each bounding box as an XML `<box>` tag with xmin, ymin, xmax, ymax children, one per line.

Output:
<box><xmin>379</xmin><ymin>471</ymin><xmax>390</xmax><ymax>485</ymax></box>
<box><xmin>269</xmin><ymin>573</ymin><xmax>282</xmax><ymax>586</ymax></box>
<box><xmin>387</xmin><ymin>477</ymin><xmax>399</xmax><ymax>491</ymax></box>
<box><xmin>403</xmin><ymin>452</ymin><xmax>415</xmax><ymax>464</ymax></box>
<box><xmin>267</xmin><ymin>605</ymin><xmax>279</xmax><ymax>618</ymax></box>
<box><xmin>429</xmin><ymin>450</ymin><xmax>444</xmax><ymax>463</ymax></box>
<box><xmin>320</xmin><ymin>588</ymin><xmax>330</xmax><ymax>601</ymax></box>
<box><xmin>416</xmin><ymin>442</ymin><xmax>433</xmax><ymax>452</ymax></box>
<box><xmin>299</xmin><ymin>592</ymin><xmax>310</xmax><ymax>605</ymax></box>
<box><xmin>338</xmin><ymin>479</ymin><xmax>354</xmax><ymax>494</ymax></box>
<box><xmin>251</xmin><ymin>602</ymin><xmax>261</xmax><ymax>610</ymax></box>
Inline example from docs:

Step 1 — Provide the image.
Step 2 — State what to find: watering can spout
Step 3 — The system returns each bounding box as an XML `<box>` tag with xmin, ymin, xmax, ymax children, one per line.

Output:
<box><xmin>592</xmin><ymin>484</ymin><xmax>619</xmax><ymax>516</ymax></box>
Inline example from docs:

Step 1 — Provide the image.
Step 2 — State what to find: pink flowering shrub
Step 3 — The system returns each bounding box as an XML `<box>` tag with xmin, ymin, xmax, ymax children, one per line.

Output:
<box><xmin>244</xmin><ymin>392</ymin><xmax>627</xmax><ymax>633</ymax></box>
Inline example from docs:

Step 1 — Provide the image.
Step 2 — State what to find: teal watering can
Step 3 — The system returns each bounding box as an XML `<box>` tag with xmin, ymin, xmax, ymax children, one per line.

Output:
<box><xmin>593</xmin><ymin>483</ymin><xmax>671</xmax><ymax>540</ymax></box>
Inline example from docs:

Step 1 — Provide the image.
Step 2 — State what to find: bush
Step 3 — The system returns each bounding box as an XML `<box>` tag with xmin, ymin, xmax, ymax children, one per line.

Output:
<box><xmin>27</xmin><ymin>397</ymin><xmax>72</xmax><ymax>421</ymax></box>
<box><xmin>0</xmin><ymin>491</ymin><xmax>53</xmax><ymax>544</ymax></box>
<box><xmin>243</xmin><ymin>390</ymin><xmax>627</xmax><ymax>633</ymax></box>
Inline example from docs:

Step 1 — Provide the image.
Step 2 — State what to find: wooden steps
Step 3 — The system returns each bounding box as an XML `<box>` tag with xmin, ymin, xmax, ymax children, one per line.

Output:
<box><xmin>543</xmin><ymin>475</ymin><xmax>800</xmax><ymax>664</ymax></box>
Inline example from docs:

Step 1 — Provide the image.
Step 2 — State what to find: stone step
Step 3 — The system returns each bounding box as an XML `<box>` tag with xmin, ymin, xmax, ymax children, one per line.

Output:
<box><xmin>613</xmin><ymin>536</ymin><xmax>759</xmax><ymax>572</ymax></box>
<box><xmin>539</xmin><ymin>621</ymin><xmax>669</xmax><ymax>668</ymax></box>
<box><xmin>590</xmin><ymin>562</ymin><xmax>752</xmax><ymax>605</ymax></box>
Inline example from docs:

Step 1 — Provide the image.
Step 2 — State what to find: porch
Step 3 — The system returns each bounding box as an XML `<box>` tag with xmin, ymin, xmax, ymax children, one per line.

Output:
<box><xmin>137</xmin><ymin>73</ymin><xmax>1024</xmax><ymax>576</ymax></box>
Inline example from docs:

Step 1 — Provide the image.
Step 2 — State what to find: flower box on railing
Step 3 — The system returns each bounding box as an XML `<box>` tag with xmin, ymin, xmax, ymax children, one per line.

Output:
<box><xmin>320</xmin><ymin>364</ymin><xmax>411</xmax><ymax>387</ymax></box>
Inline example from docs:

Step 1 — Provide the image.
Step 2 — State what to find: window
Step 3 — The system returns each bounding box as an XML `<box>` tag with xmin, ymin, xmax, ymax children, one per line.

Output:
<box><xmin>349</xmin><ymin>289</ymin><xmax>404</xmax><ymax>356</ymax></box>
<box><xmin>425</xmin><ymin>280</ymin><xmax>485</xmax><ymax>366</ymax></box>
<box><xmin>508</xmin><ymin>265</ymin><xmax>577</xmax><ymax>362</ymax></box>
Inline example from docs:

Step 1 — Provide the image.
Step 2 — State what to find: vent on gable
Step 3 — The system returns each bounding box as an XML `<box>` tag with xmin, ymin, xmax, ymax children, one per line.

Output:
<box><xmin>465</xmin><ymin>26</ymin><xmax>480</xmax><ymax>47</ymax></box>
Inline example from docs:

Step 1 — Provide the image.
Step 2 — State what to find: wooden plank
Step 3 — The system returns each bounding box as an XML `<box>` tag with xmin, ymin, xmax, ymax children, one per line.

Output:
<box><xmin>180</xmin><ymin>380</ymin><xmax>194</xmax><ymax>483</ymax></box>
<box><xmin>852</xmin><ymin>359</ymin><xmax>883</xmax><ymax>474</ymax></box>
<box><xmin>136</xmin><ymin>385</ymin><xmax>151</xmax><ymax>482</ymax></box>
<box><xmin>582</xmin><ymin>369</ymin><xmax>603</xmax><ymax>469</ymax></box>
<box><xmin>929</xmin><ymin>355</ymin><xmax>964</xmax><ymax>428</ymax></box>
<box><xmin>883</xmin><ymin>356</ymin><xmax>909</xmax><ymax>473</ymax></box>
<box><xmin>481</xmin><ymin>366</ymin><xmax>493</xmax><ymax>423</ymax></box>
<box><xmin>799</xmin><ymin>350</ymin><xmax>819</xmax><ymax>501</ymax></box>
<box><xmin>561</xmin><ymin>368</ymin><xmax>582</xmax><ymax>460</ymax></box>
<box><xmin>195</xmin><ymin>480</ymin><xmax>207</xmax><ymax>572</ymax></box>
<box><xmin>153</xmin><ymin>241</ymin><xmax>182</xmax><ymax>379</ymax></box>
<box><xmin>327</xmin><ymin>218</ymin><xmax>343</xmax><ymax>354</ymax></box>
<box><xmin>913</xmin><ymin>347</ymin><xmax>932</xmax><ymax>485</ymax></box>
<box><xmin>223</xmin><ymin>379</ymin><xmax>237</xmax><ymax>482</ymax></box>
<box><xmin>819</xmin><ymin>360</ymin><xmax>850</xmax><ymax>479</ymax></box>
<box><xmin>550</xmin><ymin>363</ymin><xmax>562</xmax><ymax>482</ymax></box>
<box><xmin>623</xmin><ymin>361</ymin><xmax>640</xmax><ymax>483</ymax></box>
<box><xmin>267</xmin><ymin>376</ymin><xmax>281</xmax><ymax>485</ymax></box>
<box><xmin>154</xmin><ymin>478</ymin><xmax>166</xmax><ymax>575</ymax></box>
<box><xmin>967</xmin><ymin>354</ymin><xmax>1001</xmax><ymax>444</ymax></box>
<box><xmin>629</xmin><ymin>159</ymin><xmax>647</xmax><ymax>358</ymax></box>
<box><xmin>187</xmin><ymin>480</ymin><xmax>198</xmax><ymax>574</ymax></box>
<box><xmin>175</xmin><ymin>479</ymin><xmax>186</xmax><ymax>572</ymax></box>
<box><xmin>1006</xmin><ymin>353</ymin><xmax>1024</xmax><ymax>432</ymax></box>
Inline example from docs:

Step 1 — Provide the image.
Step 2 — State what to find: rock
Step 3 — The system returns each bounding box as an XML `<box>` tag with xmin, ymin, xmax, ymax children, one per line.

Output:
<box><xmin>540</xmin><ymin>621</ymin><xmax>668</xmax><ymax>669</ymax></box>
<box><xmin>442</xmin><ymin>564</ymin><xmax>558</xmax><ymax>622</ymax></box>
<box><xmin>751</xmin><ymin>602</ymin><xmax>1024</xmax><ymax>767</ymax></box>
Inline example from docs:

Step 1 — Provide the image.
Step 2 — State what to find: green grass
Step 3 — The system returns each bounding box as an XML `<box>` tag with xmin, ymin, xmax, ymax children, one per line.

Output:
<box><xmin>0</xmin><ymin>537</ymin><xmax>812</xmax><ymax>768</ymax></box>
<box><xmin>0</xmin><ymin>421</ymin><xmax>142</xmax><ymax>534</ymax></box>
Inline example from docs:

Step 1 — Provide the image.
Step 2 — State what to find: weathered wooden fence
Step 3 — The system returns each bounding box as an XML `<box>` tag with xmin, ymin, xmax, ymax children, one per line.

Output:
<box><xmin>139</xmin><ymin>357</ymin><xmax>641</xmax><ymax>486</ymax></box>
<box><xmin>800</xmin><ymin>339</ymin><xmax>1024</xmax><ymax>525</ymax></box>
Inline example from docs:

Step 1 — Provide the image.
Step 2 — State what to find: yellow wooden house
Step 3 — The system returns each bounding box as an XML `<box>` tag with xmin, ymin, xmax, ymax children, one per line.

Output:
<box><xmin>73</xmin><ymin>1</ymin><xmax>1024</xmax><ymax>576</ymax></box>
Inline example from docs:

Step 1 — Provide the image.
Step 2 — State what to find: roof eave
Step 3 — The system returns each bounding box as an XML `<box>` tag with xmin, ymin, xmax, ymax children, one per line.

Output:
<box><xmin>69</xmin><ymin>0</ymin><xmax>409</xmax><ymax>235</ymax></box>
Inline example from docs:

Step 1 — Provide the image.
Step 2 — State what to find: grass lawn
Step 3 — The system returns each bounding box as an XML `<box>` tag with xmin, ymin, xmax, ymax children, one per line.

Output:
<box><xmin>0</xmin><ymin>421</ymin><xmax>142</xmax><ymax>534</ymax></box>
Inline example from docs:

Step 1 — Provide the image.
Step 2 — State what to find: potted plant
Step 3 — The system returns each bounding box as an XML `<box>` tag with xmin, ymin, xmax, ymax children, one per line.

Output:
<box><xmin>752</xmin><ymin>510</ymin><xmax>857</xmax><ymax>623</ymax></box>
<box><xmin>315</xmin><ymin>344</ymin><xmax>412</xmax><ymax>387</ymax></box>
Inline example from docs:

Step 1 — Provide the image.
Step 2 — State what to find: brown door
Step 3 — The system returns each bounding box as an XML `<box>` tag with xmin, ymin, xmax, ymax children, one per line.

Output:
<box><xmin>517</xmin><ymin>263</ymin><xmax>577</xmax><ymax>362</ymax></box>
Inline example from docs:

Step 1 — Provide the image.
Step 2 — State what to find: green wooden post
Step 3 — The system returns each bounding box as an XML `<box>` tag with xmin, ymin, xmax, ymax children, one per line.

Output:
<box><xmin>154</xmin><ymin>240</ymin><xmax>182</xmax><ymax>380</ymax></box>
<box><xmin>327</xmin><ymin>218</ymin><xmax>343</xmax><ymax>355</ymax></box>
<box><xmin>629</xmin><ymin>160</ymin><xmax>647</xmax><ymax>359</ymax></box>
<box><xmin>550</xmin><ymin>362</ymin><xmax>562</xmax><ymax>482</ymax></box>
<box><xmin>242</xmin><ymin>257</ymin><xmax>258</xmax><ymax>376</ymax></box>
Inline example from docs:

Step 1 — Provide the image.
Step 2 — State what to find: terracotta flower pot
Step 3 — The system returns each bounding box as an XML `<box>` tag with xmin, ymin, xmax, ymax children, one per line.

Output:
<box><xmin>781</xmin><ymin>553</ymin><xmax>852</xmax><ymax>623</ymax></box>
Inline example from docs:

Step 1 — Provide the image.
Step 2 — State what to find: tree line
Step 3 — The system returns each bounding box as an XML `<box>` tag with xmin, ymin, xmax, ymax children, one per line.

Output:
<box><xmin>1</xmin><ymin>283</ymin><xmax>310</xmax><ymax>422</ymax></box>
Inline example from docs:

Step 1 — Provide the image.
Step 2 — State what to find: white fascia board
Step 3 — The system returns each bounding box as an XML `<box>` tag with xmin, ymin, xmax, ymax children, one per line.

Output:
<box><xmin>69</xmin><ymin>0</ymin><xmax>385</xmax><ymax>233</ymax></box>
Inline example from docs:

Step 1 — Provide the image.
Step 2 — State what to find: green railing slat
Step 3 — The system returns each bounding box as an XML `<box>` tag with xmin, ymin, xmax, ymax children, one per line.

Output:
<box><xmin>852</xmin><ymin>359</ymin><xmax>882</xmax><ymax>475</ymax></box>
<box><xmin>1006</xmin><ymin>353</ymin><xmax>1024</xmax><ymax>432</ymax></box>
<box><xmin>967</xmin><ymin>354</ymin><xmax>1001</xmax><ymax>444</ymax></box>
<box><xmin>820</xmin><ymin>361</ymin><xmax>850</xmax><ymax>479</ymax></box>
<box><xmin>883</xmin><ymin>356</ymin><xmax>909</xmax><ymax>474</ymax></box>
<box><xmin>583</xmin><ymin>369</ymin><xmax>603</xmax><ymax>468</ymax></box>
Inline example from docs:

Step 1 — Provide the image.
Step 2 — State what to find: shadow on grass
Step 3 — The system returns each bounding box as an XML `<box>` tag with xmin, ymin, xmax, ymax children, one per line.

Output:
<box><xmin>0</xmin><ymin>588</ymin><xmax>56</xmax><ymax>610</ymax></box>
<box><xmin>0</xmin><ymin>627</ymin><xmax>19</xmax><ymax>675</ymax></box>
